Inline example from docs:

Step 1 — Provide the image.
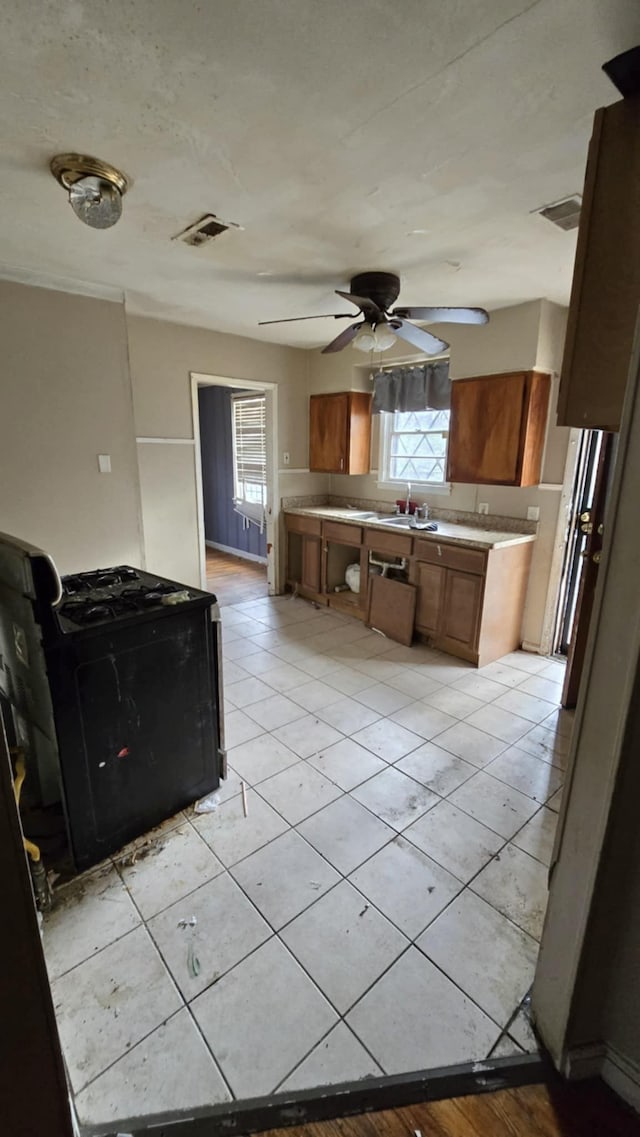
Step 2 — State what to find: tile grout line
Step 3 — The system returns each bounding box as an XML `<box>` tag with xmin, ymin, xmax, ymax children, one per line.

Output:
<box><xmin>189</xmin><ymin>795</ymin><xmax>539</xmax><ymax>1058</ymax></box>
<box><xmin>270</xmin><ymin>1019</ymin><xmax>385</xmax><ymax>1095</ymax></box>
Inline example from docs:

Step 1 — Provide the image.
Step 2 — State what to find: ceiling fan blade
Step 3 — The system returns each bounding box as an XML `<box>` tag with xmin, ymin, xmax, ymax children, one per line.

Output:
<box><xmin>321</xmin><ymin>322</ymin><xmax>363</xmax><ymax>354</ymax></box>
<box><xmin>390</xmin><ymin>319</ymin><xmax>449</xmax><ymax>355</ymax></box>
<box><xmin>258</xmin><ymin>313</ymin><xmax>352</xmax><ymax>325</ymax></box>
<box><xmin>392</xmin><ymin>306</ymin><xmax>489</xmax><ymax>325</ymax></box>
<box><xmin>335</xmin><ymin>290</ymin><xmax>382</xmax><ymax>320</ymax></box>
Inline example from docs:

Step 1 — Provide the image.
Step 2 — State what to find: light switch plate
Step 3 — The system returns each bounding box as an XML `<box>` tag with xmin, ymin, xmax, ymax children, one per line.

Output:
<box><xmin>527</xmin><ymin>505</ymin><xmax>540</xmax><ymax>521</ymax></box>
<box><xmin>478</xmin><ymin>502</ymin><xmax>489</xmax><ymax>515</ymax></box>
<box><xmin>97</xmin><ymin>454</ymin><xmax>111</xmax><ymax>474</ymax></box>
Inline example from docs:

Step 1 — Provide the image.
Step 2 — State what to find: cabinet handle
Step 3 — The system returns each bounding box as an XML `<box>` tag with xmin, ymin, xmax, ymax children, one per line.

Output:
<box><xmin>339</xmin><ymin>457</ymin><xmax>344</xmax><ymax>470</ymax></box>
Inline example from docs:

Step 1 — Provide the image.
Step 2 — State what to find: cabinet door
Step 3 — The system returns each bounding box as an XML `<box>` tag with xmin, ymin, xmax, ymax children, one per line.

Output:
<box><xmin>309</xmin><ymin>394</ymin><xmax>348</xmax><ymax>472</ymax></box>
<box><xmin>347</xmin><ymin>391</ymin><xmax>373</xmax><ymax>475</ymax></box>
<box><xmin>558</xmin><ymin>98</ymin><xmax>640</xmax><ymax>431</ymax></box>
<box><xmin>448</xmin><ymin>373</ymin><xmax>526</xmax><ymax>484</ymax></box>
<box><xmin>414</xmin><ymin>561</ymin><xmax>446</xmax><ymax>635</ymax></box>
<box><xmin>301</xmin><ymin>535</ymin><xmax>321</xmax><ymax>593</ymax></box>
<box><xmin>440</xmin><ymin>569</ymin><xmax>483</xmax><ymax>650</ymax></box>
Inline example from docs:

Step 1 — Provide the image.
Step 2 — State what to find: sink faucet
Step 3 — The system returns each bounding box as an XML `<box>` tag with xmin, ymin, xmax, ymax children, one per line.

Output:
<box><xmin>405</xmin><ymin>482</ymin><xmax>412</xmax><ymax>515</ymax></box>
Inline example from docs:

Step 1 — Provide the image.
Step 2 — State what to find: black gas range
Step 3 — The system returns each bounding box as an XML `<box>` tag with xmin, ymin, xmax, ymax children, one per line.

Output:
<box><xmin>0</xmin><ymin>539</ymin><xmax>226</xmax><ymax>872</ymax></box>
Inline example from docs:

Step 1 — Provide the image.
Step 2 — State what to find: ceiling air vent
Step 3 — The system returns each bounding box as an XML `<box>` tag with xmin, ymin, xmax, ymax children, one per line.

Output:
<box><xmin>536</xmin><ymin>196</ymin><xmax>582</xmax><ymax>232</ymax></box>
<box><xmin>173</xmin><ymin>213</ymin><xmax>243</xmax><ymax>247</ymax></box>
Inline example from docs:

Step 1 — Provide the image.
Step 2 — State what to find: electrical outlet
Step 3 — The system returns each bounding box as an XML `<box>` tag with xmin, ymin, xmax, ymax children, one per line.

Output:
<box><xmin>527</xmin><ymin>505</ymin><xmax>540</xmax><ymax>521</ymax></box>
<box><xmin>283</xmin><ymin>452</ymin><xmax>290</xmax><ymax>466</ymax></box>
<box><xmin>97</xmin><ymin>454</ymin><xmax>111</xmax><ymax>474</ymax></box>
<box><xmin>478</xmin><ymin>502</ymin><xmax>489</xmax><ymax>515</ymax></box>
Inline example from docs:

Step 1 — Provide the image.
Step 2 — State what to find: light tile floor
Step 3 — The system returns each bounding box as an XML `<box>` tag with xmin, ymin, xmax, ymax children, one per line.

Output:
<box><xmin>44</xmin><ymin>593</ymin><xmax>571</xmax><ymax>1128</ymax></box>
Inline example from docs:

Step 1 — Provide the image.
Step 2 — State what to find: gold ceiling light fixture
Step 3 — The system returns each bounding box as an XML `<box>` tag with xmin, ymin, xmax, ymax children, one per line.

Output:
<box><xmin>50</xmin><ymin>153</ymin><xmax>130</xmax><ymax>229</ymax></box>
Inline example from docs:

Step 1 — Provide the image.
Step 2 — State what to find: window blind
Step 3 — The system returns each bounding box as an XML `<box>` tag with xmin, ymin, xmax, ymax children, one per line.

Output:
<box><xmin>232</xmin><ymin>395</ymin><xmax>267</xmax><ymax>505</ymax></box>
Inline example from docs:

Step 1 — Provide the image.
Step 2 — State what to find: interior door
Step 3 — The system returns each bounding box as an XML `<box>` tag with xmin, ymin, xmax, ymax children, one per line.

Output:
<box><xmin>561</xmin><ymin>432</ymin><xmax>615</xmax><ymax>707</ymax></box>
<box><xmin>309</xmin><ymin>394</ymin><xmax>348</xmax><ymax>472</ymax></box>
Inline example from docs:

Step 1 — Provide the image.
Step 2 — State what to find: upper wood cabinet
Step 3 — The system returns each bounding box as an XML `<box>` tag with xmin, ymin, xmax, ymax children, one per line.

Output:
<box><xmin>447</xmin><ymin>370</ymin><xmax>551</xmax><ymax>486</ymax></box>
<box><xmin>309</xmin><ymin>392</ymin><xmax>372</xmax><ymax>474</ymax></box>
<box><xmin>558</xmin><ymin>96</ymin><xmax>640</xmax><ymax>431</ymax></box>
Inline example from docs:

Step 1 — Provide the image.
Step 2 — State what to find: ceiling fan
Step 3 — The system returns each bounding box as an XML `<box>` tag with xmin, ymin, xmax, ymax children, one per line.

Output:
<box><xmin>259</xmin><ymin>271</ymin><xmax>489</xmax><ymax>355</ymax></box>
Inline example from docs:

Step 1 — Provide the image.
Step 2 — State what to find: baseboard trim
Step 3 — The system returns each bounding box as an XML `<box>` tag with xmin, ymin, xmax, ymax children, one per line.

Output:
<box><xmin>563</xmin><ymin>1042</ymin><xmax>606</xmax><ymax>1080</ymax></box>
<box><xmin>602</xmin><ymin>1045</ymin><xmax>640</xmax><ymax>1113</ymax></box>
<box><xmin>205</xmin><ymin>540</ymin><xmax>267</xmax><ymax>566</ymax></box>
<box><xmin>521</xmin><ymin>640</ymin><xmax>543</xmax><ymax>654</ymax></box>
<box><xmin>564</xmin><ymin>1041</ymin><xmax>640</xmax><ymax>1113</ymax></box>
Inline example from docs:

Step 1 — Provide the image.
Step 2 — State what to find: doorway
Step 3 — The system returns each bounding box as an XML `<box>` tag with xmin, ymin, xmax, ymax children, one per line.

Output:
<box><xmin>191</xmin><ymin>373</ymin><xmax>279</xmax><ymax>600</ymax></box>
<box><xmin>197</xmin><ymin>384</ymin><xmax>269</xmax><ymax>606</ymax></box>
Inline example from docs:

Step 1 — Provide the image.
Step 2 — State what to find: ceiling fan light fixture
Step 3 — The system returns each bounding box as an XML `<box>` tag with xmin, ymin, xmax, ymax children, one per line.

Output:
<box><xmin>352</xmin><ymin>322</ymin><xmax>397</xmax><ymax>353</ymax></box>
<box><xmin>374</xmin><ymin>323</ymin><xmax>397</xmax><ymax>351</ymax></box>
<box><xmin>352</xmin><ymin>323</ymin><xmax>378</xmax><ymax>352</ymax></box>
<box><xmin>50</xmin><ymin>154</ymin><xmax>129</xmax><ymax>229</ymax></box>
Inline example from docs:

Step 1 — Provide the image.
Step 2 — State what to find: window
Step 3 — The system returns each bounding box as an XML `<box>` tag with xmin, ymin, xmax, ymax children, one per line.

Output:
<box><xmin>231</xmin><ymin>394</ymin><xmax>267</xmax><ymax>506</ymax></box>
<box><xmin>379</xmin><ymin>408</ymin><xmax>450</xmax><ymax>486</ymax></box>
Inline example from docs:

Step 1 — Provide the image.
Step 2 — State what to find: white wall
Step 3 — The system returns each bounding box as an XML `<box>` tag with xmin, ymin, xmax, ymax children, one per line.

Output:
<box><xmin>0</xmin><ymin>280</ymin><xmax>143</xmax><ymax>574</ymax></box>
<box><xmin>308</xmin><ymin>299</ymin><xmax>570</xmax><ymax>651</ymax></box>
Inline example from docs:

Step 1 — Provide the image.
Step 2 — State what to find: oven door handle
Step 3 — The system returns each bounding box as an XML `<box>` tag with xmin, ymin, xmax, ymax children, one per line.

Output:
<box><xmin>209</xmin><ymin>601</ymin><xmax>227</xmax><ymax>780</ymax></box>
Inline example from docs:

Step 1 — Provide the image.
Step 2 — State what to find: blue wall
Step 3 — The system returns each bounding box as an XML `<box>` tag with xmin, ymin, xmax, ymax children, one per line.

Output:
<box><xmin>198</xmin><ymin>386</ymin><xmax>267</xmax><ymax>560</ymax></box>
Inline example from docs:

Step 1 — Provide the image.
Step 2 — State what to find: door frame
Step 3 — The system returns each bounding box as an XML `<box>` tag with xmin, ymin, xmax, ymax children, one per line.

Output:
<box><xmin>533</xmin><ymin>315</ymin><xmax>640</xmax><ymax>1075</ymax></box>
<box><xmin>190</xmin><ymin>373</ymin><xmax>279</xmax><ymax>596</ymax></box>
<box><xmin>534</xmin><ymin>426</ymin><xmax>581</xmax><ymax>657</ymax></box>
<box><xmin>560</xmin><ymin>431</ymin><xmax>614</xmax><ymax>708</ymax></box>
<box><xmin>553</xmin><ymin>429</ymin><xmax>606</xmax><ymax>656</ymax></box>
<box><xmin>0</xmin><ymin>721</ymin><xmax>75</xmax><ymax>1137</ymax></box>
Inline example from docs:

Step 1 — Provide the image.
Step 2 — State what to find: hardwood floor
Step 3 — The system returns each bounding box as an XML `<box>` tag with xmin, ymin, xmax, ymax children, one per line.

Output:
<box><xmin>261</xmin><ymin>1082</ymin><xmax>640</xmax><ymax>1137</ymax></box>
<box><xmin>206</xmin><ymin>547</ymin><xmax>268</xmax><ymax>606</ymax></box>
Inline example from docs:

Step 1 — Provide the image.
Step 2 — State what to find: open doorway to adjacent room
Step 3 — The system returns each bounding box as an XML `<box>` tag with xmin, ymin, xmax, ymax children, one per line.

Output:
<box><xmin>191</xmin><ymin>373</ymin><xmax>279</xmax><ymax>606</ymax></box>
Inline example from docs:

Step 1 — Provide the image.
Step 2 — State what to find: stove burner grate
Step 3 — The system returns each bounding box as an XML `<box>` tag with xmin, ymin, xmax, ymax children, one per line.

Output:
<box><xmin>62</xmin><ymin>567</ymin><xmax>141</xmax><ymax>596</ymax></box>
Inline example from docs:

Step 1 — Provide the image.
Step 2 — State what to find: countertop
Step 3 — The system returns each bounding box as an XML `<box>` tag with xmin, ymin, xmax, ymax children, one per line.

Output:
<box><xmin>284</xmin><ymin>506</ymin><xmax>537</xmax><ymax>550</ymax></box>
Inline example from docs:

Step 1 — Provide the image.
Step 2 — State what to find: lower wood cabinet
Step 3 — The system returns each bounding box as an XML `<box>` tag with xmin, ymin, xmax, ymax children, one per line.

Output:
<box><xmin>285</xmin><ymin>514</ymin><xmax>324</xmax><ymax>601</ymax></box>
<box><xmin>285</xmin><ymin>513</ymin><xmax>534</xmax><ymax>667</ymax></box>
<box><xmin>412</xmin><ymin>538</ymin><xmax>533</xmax><ymax>666</ymax></box>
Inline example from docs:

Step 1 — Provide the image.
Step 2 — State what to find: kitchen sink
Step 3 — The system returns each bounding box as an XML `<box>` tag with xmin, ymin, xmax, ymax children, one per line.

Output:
<box><xmin>377</xmin><ymin>515</ymin><xmax>438</xmax><ymax>531</ymax></box>
<box><xmin>344</xmin><ymin>510</ymin><xmax>379</xmax><ymax>519</ymax></box>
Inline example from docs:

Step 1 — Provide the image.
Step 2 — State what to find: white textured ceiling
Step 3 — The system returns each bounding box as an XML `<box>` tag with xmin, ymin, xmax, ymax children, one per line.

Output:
<box><xmin>1</xmin><ymin>0</ymin><xmax>639</xmax><ymax>346</ymax></box>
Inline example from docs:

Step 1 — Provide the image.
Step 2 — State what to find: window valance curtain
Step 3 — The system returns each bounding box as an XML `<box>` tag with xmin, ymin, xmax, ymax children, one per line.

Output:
<box><xmin>371</xmin><ymin>360</ymin><xmax>451</xmax><ymax>414</ymax></box>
